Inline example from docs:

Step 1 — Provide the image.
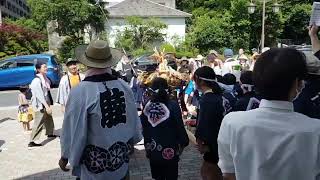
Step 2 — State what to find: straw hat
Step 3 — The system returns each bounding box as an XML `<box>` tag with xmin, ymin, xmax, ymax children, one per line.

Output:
<box><xmin>181</xmin><ymin>56</ymin><xmax>188</xmax><ymax>62</ymax></box>
<box><xmin>303</xmin><ymin>51</ymin><xmax>320</xmax><ymax>75</ymax></box>
<box><xmin>209</xmin><ymin>50</ymin><xmax>219</xmax><ymax>57</ymax></box>
<box><xmin>75</xmin><ymin>40</ymin><xmax>123</xmax><ymax>68</ymax></box>
<box><xmin>195</xmin><ymin>55</ymin><xmax>204</xmax><ymax>61</ymax></box>
<box><xmin>238</xmin><ymin>54</ymin><xmax>249</xmax><ymax>61</ymax></box>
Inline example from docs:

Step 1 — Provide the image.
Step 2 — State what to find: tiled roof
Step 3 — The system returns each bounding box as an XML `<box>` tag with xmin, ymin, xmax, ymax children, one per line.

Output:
<box><xmin>107</xmin><ymin>0</ymin><xmax>191</xmax><ymax>18</ymax></box>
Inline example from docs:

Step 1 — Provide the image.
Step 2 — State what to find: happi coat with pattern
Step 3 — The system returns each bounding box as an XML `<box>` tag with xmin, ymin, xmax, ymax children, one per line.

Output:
<box><xmin>60</xmin><ymin>73</ymin><xmax>143</xmax><ymax>180</ymax></box>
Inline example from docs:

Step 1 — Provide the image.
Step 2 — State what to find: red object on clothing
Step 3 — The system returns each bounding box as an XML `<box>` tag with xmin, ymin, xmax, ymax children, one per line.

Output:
<box><xmin>185</xmin><ymin>119</ymin><xmax>197</xmax><ymax>127</ymax></box>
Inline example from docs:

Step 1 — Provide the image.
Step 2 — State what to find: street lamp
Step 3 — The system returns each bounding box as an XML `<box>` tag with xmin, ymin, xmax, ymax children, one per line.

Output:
<box><xmin>272</xmin><ymin>2</ymin><xmax>281</xmax><ymax>13</ymax></box>
<box><xmin>248</xmin><ymin>2</ymin><xmax>257</xmax><ymax>14</ymax></box>
<box><xmin>247</xmin><ymin>0</ymin><xmax>281</xmax><ymax>51</ymax></box>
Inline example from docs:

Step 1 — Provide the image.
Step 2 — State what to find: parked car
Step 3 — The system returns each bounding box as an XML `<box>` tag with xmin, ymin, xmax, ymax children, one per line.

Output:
<box><xmin>132</xmin><ymin>53</ymin><xmax>177</xmax><ymax>72</ymax></box>
<box><xmin>132</xmin><ymin>54</ymin><xmax>158</xmax><ymax>72</ymax></box>
<box><xmin>0</xmin><ymin>54</ymin><xmax>63</xmax><ymax>88</ymax></box>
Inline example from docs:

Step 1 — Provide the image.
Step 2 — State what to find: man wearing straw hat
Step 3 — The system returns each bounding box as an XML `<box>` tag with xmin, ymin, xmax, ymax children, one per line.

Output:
<box><xmin>59</xmin><ymin>40</ymin><xmax>143</xmax><ymax>180</ymax></box>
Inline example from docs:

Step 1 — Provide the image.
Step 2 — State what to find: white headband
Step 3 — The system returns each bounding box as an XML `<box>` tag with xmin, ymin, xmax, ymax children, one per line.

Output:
<box><xmin>198</xmin><ymin>77</ymin><xmax>217</xmax><ymax>82</ymax></box>
<box><xmin>149</xmin><ymin>88</ymin><xmax>169</xmax><ymax>94</ymax></box>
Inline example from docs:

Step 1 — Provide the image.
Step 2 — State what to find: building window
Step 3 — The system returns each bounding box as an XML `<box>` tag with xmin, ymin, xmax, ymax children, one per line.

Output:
<box><xmin>0</xmin><ymin>0</ymin><xmax>5</xmax><ymax>6</ymax></box>
<box><xmin>8</xmin><ymin>2</ymin><xmax>12</xmax><ymax>10</ymax></box>
<box><xmin>2</xmin><ymin>12</ymin><xmax>7</xmax><ymax>18</ymax></box>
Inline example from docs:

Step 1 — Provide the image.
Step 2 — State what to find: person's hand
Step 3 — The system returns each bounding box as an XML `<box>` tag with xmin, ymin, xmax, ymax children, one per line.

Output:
<box><xmin>46</xmin><ymin>107</ymin><xmax>52</xmax><ymax>115</ymax></box>
<box><xmin>309</xmin><ymin>24</ymin><xmax>319</xmax><ymax>38</ymax></box>
<box><xmin>196</xmin><ymin>139</ymin><xmax>209</xmax><ymax>154</ymax></box>
<box><xmin>196</xmin><ymin>143</ymin><xmax>205</xmax><ymax>154</ymax></box>
<box><xmin>59</xmin><ymin>158</ymin><xmax>70</xmax><ymax>172</ymax></box>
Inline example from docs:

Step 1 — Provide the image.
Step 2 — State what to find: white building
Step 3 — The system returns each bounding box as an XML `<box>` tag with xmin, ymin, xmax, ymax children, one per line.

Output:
<box><xmin>0</xmin><ymin>0</ymin><xmax>30</xmax><ymax>24</ymax></box>
<box><xmin>103</xmin><ymin>0</ymin><xmax>191</xmax><ymax>47</ymax></box>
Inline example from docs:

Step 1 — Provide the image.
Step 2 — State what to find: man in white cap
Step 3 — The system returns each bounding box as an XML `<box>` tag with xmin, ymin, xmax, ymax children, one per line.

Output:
<box><xmin>59</xmin><ymin>40</ymin><xmax>142</xmax><ymax>180</ymax></box>
<box><xmin>56</xmin><ymin>58</ymin><xmax>85</xmax><ymax>112</ymax></box>
<box><xmin>189</xmin><ymin>55</ymin><xmax>204</xmax><ymax>73</ymax></box>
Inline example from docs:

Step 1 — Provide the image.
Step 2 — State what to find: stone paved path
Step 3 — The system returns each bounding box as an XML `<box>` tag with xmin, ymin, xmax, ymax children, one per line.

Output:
<box><xmin>0</xmin><ymin>107</ymin><xmax>202</xmax><ymax>180</ymax></box>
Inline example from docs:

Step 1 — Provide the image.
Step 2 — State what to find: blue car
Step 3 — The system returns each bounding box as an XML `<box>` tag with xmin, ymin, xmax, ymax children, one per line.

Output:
<box><xmin>0</xmin><ymin>54</ymin><xmax>63</xmax><ymax>88</ymax></box>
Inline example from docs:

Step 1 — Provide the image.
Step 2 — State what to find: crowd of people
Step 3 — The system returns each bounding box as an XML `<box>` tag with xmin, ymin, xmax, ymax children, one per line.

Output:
<box><xmin>20</xmin><ymin>25</ymin><xmax>320</xmax><ymax>180</ymax></box>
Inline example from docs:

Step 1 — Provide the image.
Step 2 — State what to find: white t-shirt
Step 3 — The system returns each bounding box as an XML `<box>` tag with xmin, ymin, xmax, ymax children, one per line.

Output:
<box><xmin>218</xmin><ymin>99</ymin><xmax>320</xmax><ymax>180</ymax></box>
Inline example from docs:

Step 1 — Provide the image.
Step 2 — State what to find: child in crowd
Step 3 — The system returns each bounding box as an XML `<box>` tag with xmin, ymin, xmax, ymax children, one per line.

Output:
<box><xmin>193</xmin><ymin>66</ymin><xmax>227</xmax><ymax>180</ymax></box>
<box><xmin>17</xmin><ymin>86</ymin><xmax>33</xmax><ymax>132</ymax></box>
<box><xmin>140</xmin><ymin>77</ymin><xmax>189</xmax><ymax>180</ymax></box>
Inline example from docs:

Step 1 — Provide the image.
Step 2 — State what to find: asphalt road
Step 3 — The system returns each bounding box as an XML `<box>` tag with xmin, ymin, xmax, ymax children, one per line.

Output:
<box><xmin>0</xmin><ymin>88</ymin><xmax>58</xmax><ymax>108</ymax></box>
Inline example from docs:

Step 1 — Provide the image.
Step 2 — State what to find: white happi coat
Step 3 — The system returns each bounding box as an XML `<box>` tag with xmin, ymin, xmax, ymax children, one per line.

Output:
<box><xmin>60</xmin><ymin>73</ymin><xmax>143</xmax><ymax>180</ymax></box>
<box><xmin>56</xmin><ymin>72</ymin><xmax>85</xmax><ymax>106</ymax></box>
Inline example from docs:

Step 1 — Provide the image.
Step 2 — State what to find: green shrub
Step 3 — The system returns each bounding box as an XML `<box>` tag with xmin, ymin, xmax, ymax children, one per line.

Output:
<box><xmin>176</xmin><ymin>51</ymin><xmax>195</xmax><ymax>58</ymax></box>
<box><xmin>160</xmin><ymin>43</ymin><xmax>176</xmax><ymax>54</ymax></box>
<box><xmin>132</xmin><ymin>48</ymin><xmax>151</xmax><ymax>57</ymax></box>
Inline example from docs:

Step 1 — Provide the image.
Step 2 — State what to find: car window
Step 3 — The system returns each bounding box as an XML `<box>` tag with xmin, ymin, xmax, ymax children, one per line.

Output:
<box><xmin>34</xmin><ymin>58</ymin><xmax>49</xmax><ymax>65</ymax></box>
<box><xmin>51</xmin><ymin>56</ymin><xmax>58</xmax><ymax>66</ymax></box>
<box><xmin>0</xmin><ymin>61</ymin><xmax>17</xmax><ymax>70</ymax></box>
<box><xmin>16</xmin><ymin>59</ymin><xmax>34</xmax><ymax>67</ymax></box>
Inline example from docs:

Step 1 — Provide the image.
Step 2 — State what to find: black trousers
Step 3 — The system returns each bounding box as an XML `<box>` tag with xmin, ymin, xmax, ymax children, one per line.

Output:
<box><xmin>150</xmin><ymin>160</ymin><xmax>178</xmax><ymax>180</ymax></box>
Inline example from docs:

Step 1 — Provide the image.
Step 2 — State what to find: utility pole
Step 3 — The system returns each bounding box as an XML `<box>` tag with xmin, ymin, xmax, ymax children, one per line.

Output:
<box><xmin>261</xmin><ymin>0</ymin><xmax>266</xmax><ymax>50</ymax></box>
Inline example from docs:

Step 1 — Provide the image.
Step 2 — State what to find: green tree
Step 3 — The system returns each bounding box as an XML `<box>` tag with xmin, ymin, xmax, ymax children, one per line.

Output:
<box><xmin>280</xmin><ymin>3</ymin><xmax>312</xmax><ymax>44</ymax></box>
<box><xmin>58</xmin><ymin>36</ymin><xmax>83</xmax><ymax>63</ymax></box>
<box><xmin>177</xmin><ymin>0</ymin><xmax>311</xmax><ymax>53</ymax></box>
<box><xmin>27</xmin><ymin>0</ymin><xmax>105</xmax><ymax>37</ymax></box>
<box><xmin>115</xmin><ymin>16</ymin><xmax>167</xmax><ymax>56</ymax></box>
<box><xmin>191</xmin><ymin>14</ymin><xmax>232</xmax><ymax>53</ymax></box>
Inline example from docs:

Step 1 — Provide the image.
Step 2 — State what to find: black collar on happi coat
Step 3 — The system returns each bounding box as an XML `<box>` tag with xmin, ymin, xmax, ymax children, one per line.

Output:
<box><xmin>83</xmin><ymin>73</ymin><xmax>118</xmax><ymax>82</ymax></box>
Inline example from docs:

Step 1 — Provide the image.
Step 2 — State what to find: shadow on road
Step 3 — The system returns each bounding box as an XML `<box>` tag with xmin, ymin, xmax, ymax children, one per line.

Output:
<box><xmin>0</xmin><ymin>117</ymin><xmax>15</xmax><ymax>124</ymax></box>
<box><xmin>40</xmin><ymin>137</ymin><xmax>57</xmax><ymax>146</ymax></box>
<box><xmin>55</xmin><ymin>128</ymin><xmax>62</xmax><ymax>136</ymax></box>
<box><xmin>40</xmin><ymin>129</ymin><xmax>61</xmax><ymax>146</ymax></box>
<box><xmin>15</xmin><ymin>168</ymin><xmax>76</xmax><ymax>180</ymax></box>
